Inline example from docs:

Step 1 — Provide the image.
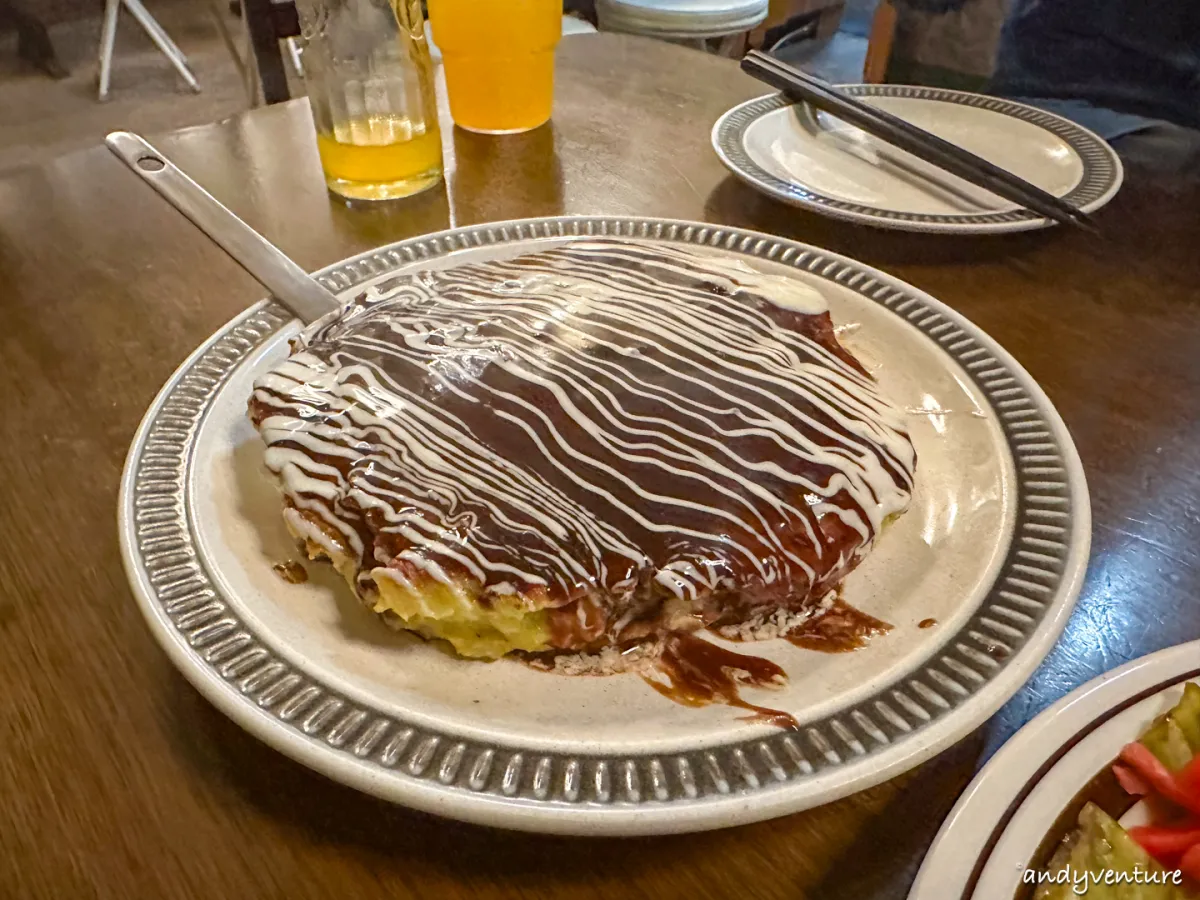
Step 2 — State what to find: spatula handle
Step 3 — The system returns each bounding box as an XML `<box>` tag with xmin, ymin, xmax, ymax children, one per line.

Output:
<box><xmin>106</xmin><ymin>131</ymin><xmax>340</xmax><ymax>324</ymax></box>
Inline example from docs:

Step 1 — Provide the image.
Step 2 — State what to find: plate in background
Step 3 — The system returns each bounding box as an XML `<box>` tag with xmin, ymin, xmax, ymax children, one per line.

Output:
<box><xmin>910</xmin><ymin>641</ymin><xmax>1200</xmax><ymax>899</ymax></box>
<box><xmin>713</xmin><ymin>87</ymin><xmax>1123</xmax><ymax>234</ymax></box>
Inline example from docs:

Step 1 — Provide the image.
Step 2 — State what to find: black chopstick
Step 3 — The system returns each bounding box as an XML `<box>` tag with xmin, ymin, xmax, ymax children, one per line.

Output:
<box><xmin>740</xmin><ymin>50</ymin><xmax>1098</xmax><ymax>233</ymax></box>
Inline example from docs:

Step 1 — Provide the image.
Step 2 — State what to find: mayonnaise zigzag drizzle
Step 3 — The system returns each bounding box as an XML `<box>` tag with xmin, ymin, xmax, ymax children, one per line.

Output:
<box><xmin>248</xmin><ymin>240</ymin><xmax>917</xmax><ymax>657</ymax></box>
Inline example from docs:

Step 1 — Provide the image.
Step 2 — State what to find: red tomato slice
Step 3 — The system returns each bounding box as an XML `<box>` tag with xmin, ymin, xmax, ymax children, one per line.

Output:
<box><xmin>1175</xmin><ymin>753</ymin><xmax>1200</xmax><ymax>807</ymax></box>
<box><xmin>1180</xmin><ymin>843</ymin><xmax>1200</xmax><ymax>882</ymax></box>
<box><xmin>1127</xmin><ymin>823</ymin><xmax>1200</xmax><ymax>865</ymax></box>
<box><xmin>1120</xmin><ymin>743</ymin><xmax>1200</xmax><ymax>815</ymax></box>
<box><xmin>1114</xmin><ymin>762</ymin><xmax>1153</xmax><ymax>796</ymax></box>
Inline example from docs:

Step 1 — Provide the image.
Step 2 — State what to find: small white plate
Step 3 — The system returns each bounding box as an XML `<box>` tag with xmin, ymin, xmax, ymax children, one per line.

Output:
<box><xmin>910</xmin><ymin>640</ymin><xmax>1200</xmax><ymax>899</ymax></box>
<box><xmin>119</xmin><ymin>216</ymin><xmax>1089</xmax><ymax>834</ymax></box>
<box><xmin>713</xmin><ymin>87</ymin><xmax>1123</xmax><ymax>234</ymax></box>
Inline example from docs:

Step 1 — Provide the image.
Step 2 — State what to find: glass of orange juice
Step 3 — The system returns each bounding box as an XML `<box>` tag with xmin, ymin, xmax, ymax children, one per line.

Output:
<box><xmin>427</xmin><ymin>0</ymin><xmax>562</xmax><ymax>134</ymax></box>
<box><xmin>297</xmin><ymin>0</ymin><xmax>443</xmax><ymax>200</ymax></box>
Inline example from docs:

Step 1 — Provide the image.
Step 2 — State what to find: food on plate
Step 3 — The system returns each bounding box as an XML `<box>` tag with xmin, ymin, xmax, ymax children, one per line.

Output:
<box><xmin>1035</xmin><ymin>803</ymin><xmax>1186</xmax><ymax>899</ymax></box>
<box><xmin>1036</xmin><ymin>683</ymin><xmax>1200</xmax><ymax>898</ymax></box>
<box><xmin>1131</xmin><ymin>683</ymin><xmax>1200</xmax><ymax>776</ymax></box>
<box><xmin>1115</xmin><ymin>683</ymin><xmax>1200</xmax><ymax>879</ymax></box>
<box><xmin>248</xmin><ymin>239</ymin><xmax>916</xmax><ymax>661</ymax></box>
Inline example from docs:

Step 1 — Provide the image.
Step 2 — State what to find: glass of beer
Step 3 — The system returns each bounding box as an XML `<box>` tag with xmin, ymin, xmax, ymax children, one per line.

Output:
<box><xmin>297</xmin><ymin>0</ymin><xmax>443</xmax><ymax>200</ymax></box>
<box><xmin>427</xmin><ymin>0</ymin><xmax>562</xmax><ymax>134</ymax></box>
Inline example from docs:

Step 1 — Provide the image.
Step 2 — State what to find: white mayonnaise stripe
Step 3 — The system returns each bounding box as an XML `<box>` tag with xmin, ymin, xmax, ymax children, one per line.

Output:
<box><xmin>264</xmin><ymin>359</ymin><xmax>645</xmax><ymax>590</ymax></box>
<box><xmin>346</xmin><ymin>324</ymin><xmax>829</xmax><ymax>556</ymax></box>
<box><xmin>413</xmin><ymin>317</ymin><xmax>835</xmax><ymax>544</ymax></box>
<box><xmin>486</xmin><ymin>248</ymin><xmax>887</xmax><ymax>412</ymax></box>
<box><xmin>360</xmin><ymin>294</ymin><xmax>897</xmax><ymax>488</ymax></box>
<box><xmin>460</xmin><ymin>355</ymin><xmax>805</xmax><ymax>563</ymax></box>
<box><xmin>564</xmin><ymin>300</ymin><xmax>908</xmax><ymax>465</ymax></box>
<box><xmin>326</xmin><ymin>271</ymin><xmax>902</xmax><ymax>547</ymax></box>
<box><xmin>491</xmin><ymin>404</ymin><xmax>776</xmax><ymax>581</ymax></box>
<box><xmin>350</xmin><ymin>316</ymin><xmax>854</xmax><ymax>532</ymax></box>
<box><xmin>331</xmin><ymin>361</ymin><xmax>643</xmax><ymax>552</ymax></box>
<box><xmin>370</xmin><ymin>272</ymin><xmax>910</xmax><ymax>478</ymax></box>
<box><xmin>358</xmin><ymin>308</ymin><xmax>825</xmax><ymax>505</ymax></box>
<box><xmin>346</xmin><ymin>483</ymin><xmax>555</xmax><ymax>587</ymax></box>
<box><xmin>334</xmin><ymin>389</ymin><xmax>637</xmax><ymax>575</ymax></box>
<box><xmin>405</xmin><ymin>363</ymin><xmax>797</xmax><ymax>582</ymax></box>
<box><xmin>494</xmin><ymin>340</ymin><xmax>821</xmax><ymax>514</ymax></box>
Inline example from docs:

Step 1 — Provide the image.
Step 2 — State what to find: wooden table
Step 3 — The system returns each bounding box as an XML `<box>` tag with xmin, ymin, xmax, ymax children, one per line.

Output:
<box><xmin>2</xmin><ymin>33</ymin><xmax>1198</xmax><ymax>900</ymax></box>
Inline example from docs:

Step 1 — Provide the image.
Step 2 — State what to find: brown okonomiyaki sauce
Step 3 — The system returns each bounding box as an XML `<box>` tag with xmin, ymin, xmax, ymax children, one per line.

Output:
<box><xmin>919</xmin><ymin>617</ymin><xmax>938</xmax><ymax>629</ymax></box>
<box><xmin>646</xmin><ymin>632</ymin><xmax>799</xmax><ymax>730</ymax></box>
<box><xmin>273</xmin><ymin>560</ymin><xmax>308</xmax><ymax>583</ymax></box>
<box><xmin>521</xmin><ymin>597</ymin><xmax>895</xmax><ymax>729</ymax></box>
<box><xmin>644</xmin><ymin>597</ymin><xmax>893</xmax><ymax>727</ymax></box>
<box><xmin>780</xmin><ymin>598</ymin><xmax>892</xmax><ymax>653</ymax></box>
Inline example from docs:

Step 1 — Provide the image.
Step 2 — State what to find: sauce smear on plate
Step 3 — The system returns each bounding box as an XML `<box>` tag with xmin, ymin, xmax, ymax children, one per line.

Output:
<box><xmin>782</xmin><ymin>598</ymin><xmax>892</xmax><ymax>653</ymax></box>
<box><xmin>273</xmin><ymin>560</ymin><xmax>309</xmax><ymax>584</ymax></box>
<box><xmin>646</xmin><ymin>632</ymin><xmax>799</xmax><ymax>730</ymax></box>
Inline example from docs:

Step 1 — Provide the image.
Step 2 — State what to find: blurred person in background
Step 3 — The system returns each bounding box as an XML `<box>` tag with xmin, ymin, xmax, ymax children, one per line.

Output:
<box><xmin>990</xmin><ymin>0</ymin><xmax>1200</xmax><ymax>172</ymax></box>
<box><xmin>882</xmin><ymin>0</ymin><xmax>1199</xmax><ymax>173</ymax></box>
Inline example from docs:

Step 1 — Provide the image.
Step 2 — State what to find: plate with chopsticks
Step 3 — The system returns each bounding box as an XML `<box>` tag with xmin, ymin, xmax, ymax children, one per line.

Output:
<box><xmin>713</xmin><ymin>54</ymin><xmax>1122</xmax><ymax>234</ymax></box>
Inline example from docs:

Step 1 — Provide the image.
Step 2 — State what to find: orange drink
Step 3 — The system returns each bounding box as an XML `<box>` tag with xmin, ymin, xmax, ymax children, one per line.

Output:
<box><xmin>427</xmin><ymin>0</ymin><xmax>562</xmax><ymax>134</ymax></box>
<box><xmin>314</xmin><ymin>115</ymin><xmax>442</xmax><ymax>201</ymax></box>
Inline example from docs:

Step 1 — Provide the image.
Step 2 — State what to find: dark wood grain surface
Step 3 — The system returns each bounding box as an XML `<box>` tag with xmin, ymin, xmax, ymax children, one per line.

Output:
<box><xmin>2</xmin><ymin>33</ymin><xmax>1198</xmax><ymax>900</ymax></box>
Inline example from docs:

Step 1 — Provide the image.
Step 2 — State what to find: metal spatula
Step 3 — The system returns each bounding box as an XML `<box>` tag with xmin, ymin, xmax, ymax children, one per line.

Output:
<box><xmin>106</xmin><ymin>131</ymin><xmax>341</xmax><ymax>324</ymax></box>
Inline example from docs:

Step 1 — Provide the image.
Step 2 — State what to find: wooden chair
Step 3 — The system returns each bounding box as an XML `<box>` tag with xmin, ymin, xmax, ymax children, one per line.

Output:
<box><xmin>240</xmin><ymin>0</ymin><xmax>302</xmax><ymax>105</ymax></box>
<box><xmin>862</xmin><ymin>0</ymin><xmax>895</xmax><ymax>82</ymax></box>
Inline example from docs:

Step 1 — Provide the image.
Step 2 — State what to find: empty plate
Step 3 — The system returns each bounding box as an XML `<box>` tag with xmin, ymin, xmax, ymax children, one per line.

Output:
<box><xmin>712</xmin><ymin>86</ymin><xmax>1123</xmax><ymax>234</ymax></box>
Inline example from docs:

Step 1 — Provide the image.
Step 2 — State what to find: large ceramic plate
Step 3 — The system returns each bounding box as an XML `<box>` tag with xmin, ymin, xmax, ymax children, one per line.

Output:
<box><xmin>119</xmin><ymin>216</ymin><xmax>1089</xmax><ymax>835</ymax></box>
<box><xmin>712</xmin><ymin>87</ymin><xmax>1123</xmax><ymax>234</ymax></box>
<box><xmin>910</xmin><ymin>641</ymin><xmax>1200</xmax><ymax>899</ymax></box>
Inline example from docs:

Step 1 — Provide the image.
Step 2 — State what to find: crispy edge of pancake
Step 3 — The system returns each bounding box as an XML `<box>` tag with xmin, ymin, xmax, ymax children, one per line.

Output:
<box><xmin>282</xmin><ymin>507</ymin><xmax>551</xmax><ymax>659</ymax></box>
<box><xmin>278</xmin><ymin>506</ymin><xmax>908</xmax><ymax>661</ymax></box>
